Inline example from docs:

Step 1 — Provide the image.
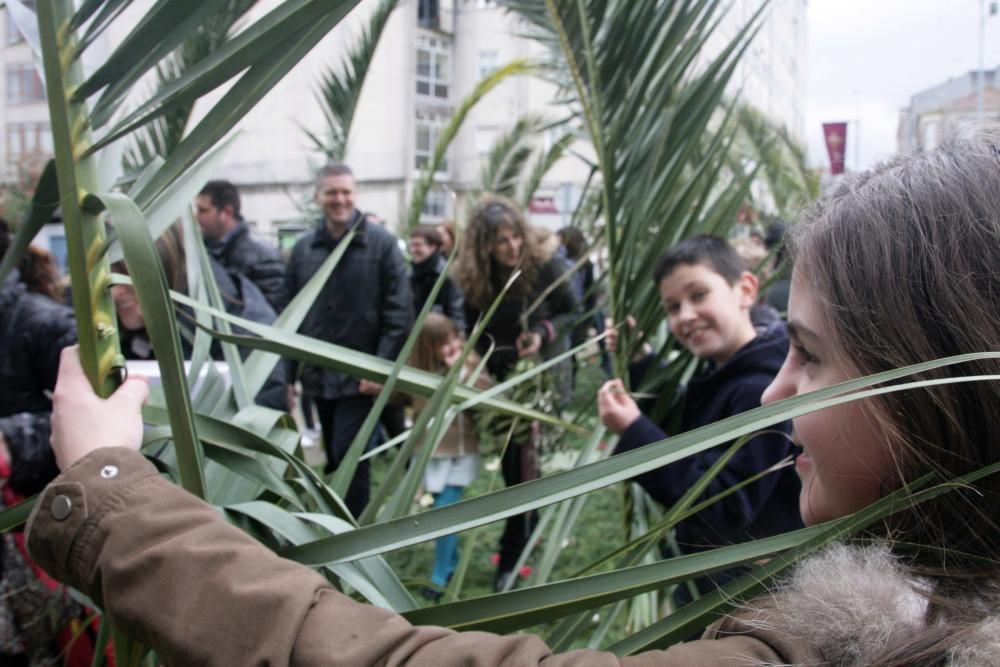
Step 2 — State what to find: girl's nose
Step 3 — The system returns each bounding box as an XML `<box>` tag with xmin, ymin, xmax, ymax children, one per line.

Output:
<box><xmin>761</xmin><ymin>357</ymin><xmax>795</xmax><ymax>405</ymax></box>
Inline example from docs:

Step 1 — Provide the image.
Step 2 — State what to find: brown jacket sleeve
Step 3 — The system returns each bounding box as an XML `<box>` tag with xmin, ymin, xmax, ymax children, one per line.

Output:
<box><xmin>24</xmin><ymin>448</ymin><xmax>816</xmax><ymax>666</ymax></box>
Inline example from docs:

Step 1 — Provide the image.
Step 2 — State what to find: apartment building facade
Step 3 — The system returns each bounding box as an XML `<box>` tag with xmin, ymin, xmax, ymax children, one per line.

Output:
<box><xmin>1</xmin><ymin>0</ymin><xmax>808</xmax><ymax>242</ymax></box>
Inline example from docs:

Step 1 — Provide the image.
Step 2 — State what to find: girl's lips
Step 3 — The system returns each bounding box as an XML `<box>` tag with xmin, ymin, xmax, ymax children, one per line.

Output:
<box><xmin>795</xmin><ymin>449</ymin><xmax>812</xmax><ymax>471</ymax></box>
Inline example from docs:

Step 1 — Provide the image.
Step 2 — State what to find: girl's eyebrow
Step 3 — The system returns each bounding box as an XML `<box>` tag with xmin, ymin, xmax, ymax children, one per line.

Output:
<box><xmin>787</xmin><ymin>320</ymin><xmax>820</xmax><ymax>344</ymax></box>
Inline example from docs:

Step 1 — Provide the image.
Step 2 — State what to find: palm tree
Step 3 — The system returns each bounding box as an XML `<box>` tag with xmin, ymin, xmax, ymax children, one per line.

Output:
<box><xmin>473</xmin><ymin>114</ymin><xmax>577</xmax><ymax>209</ymax></box>
<box><xmin>732</xmin><ymin>101</ymin><xmax>819</xmax><ymax>221</ymax></box>
<box><xmin>122</xmin><ymin>0</ymin><xmax>258</xmax><ymax>170</ymax></box>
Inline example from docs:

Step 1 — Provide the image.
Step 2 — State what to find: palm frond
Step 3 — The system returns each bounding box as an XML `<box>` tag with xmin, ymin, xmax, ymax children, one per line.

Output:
<box><xmin>733</xmin><ymin>101</ymin><xmax>819</xmax><ymax>219</ymax></box>
<box><xmin>405</xmin><ymin>59</ymin><xmax>535</xmax><ymax>231</ymax></box>
<box><xmin>517</xmin><ymin>128</ymin><xmax>576</xmax><ymax>208</ymax></box>
<box><xmin>123</xmin><ymin>0</ymin><xmax>257</xmax><ymax>170</ymax></box>
<box><xmin>476</xmin><ymin>113</ymin><xmax>549</xmax><ymax>198</ymax></box>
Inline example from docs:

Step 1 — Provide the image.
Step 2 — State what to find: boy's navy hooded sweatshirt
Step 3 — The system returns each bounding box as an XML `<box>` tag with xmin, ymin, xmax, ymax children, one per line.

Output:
<box><xmin>615</xmin><ymin>321</ymin><xmax>802</xmax><ymax>596</ymax></box>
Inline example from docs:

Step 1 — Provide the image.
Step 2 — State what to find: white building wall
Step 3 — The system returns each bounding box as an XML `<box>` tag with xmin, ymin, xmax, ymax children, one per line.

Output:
<box><xmin>2</xmin><ymin>0</ymin><xmax>808</xmax><ymax>239</ymax></box>
<box><xmin>348</xmin><ymin>1</ymin><xmax>415</xmax><ymax>184</ymax></box>
<box><xmin>706</xmin><ymin>0</ymin><xmax>808</xmax><ymax>143</ymax></box>
<box><xmin>0</xmin><ymin>6</ymin><xmax>50</xmax><ymax>185</ymax></box>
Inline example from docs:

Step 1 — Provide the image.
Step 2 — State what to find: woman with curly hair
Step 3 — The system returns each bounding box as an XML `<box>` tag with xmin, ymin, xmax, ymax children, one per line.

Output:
<box><xmin>454</xmin><ymin>195</ymin><xmax>580</xmax><ymax>590</ymax></box>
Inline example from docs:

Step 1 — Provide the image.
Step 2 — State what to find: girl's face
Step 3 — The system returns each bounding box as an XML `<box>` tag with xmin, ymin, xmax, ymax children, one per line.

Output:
<box><xmin>491</xmin><ymin>223</ymin><xmax>524</xmax><ymax>268</ymax></box>
<box><xmin>761</xmin><ymin>271</ymin><xmax>895</xmax><ymax>526</ymax></box>
<box><xmin>111</xmin><ymin>284</ymin><xmax>145</xmax><ymax>331</ymax></box>
<box><xmin>437</xmin><ymin>333</ymin><xmax>463</xmax><ymax>368</ymax></box>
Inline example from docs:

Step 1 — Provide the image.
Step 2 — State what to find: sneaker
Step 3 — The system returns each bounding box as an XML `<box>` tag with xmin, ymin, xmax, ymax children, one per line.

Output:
<box><xmin>300</xmin><ymin>427</ymin><xmax>320</xmax><ymax>448</ymax></box>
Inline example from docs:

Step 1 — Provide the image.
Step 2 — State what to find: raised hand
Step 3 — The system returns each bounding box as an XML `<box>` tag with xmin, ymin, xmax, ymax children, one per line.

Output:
<box><xmin>50</xmin><ymin>346</ymin><xmax>149</xmax><ymax>470</ymax></box>
<box><xmin>597</xmin><ymin>378</ymin><xmax>642</xmax><ymax>435</ymax></box>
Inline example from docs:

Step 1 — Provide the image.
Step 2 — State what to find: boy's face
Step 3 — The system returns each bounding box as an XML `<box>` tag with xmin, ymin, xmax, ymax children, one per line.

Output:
<box><xmin>658</xmin><ymin>262</ymin><xmax>757</xmax><ymax>365</ymax></box>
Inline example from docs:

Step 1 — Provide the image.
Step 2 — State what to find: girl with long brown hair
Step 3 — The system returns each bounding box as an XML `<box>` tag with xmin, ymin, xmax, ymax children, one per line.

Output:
<box><xmin>454</xmin><ymin>195</ymin><xmax>580</xmax><ymax>591</ymax></box>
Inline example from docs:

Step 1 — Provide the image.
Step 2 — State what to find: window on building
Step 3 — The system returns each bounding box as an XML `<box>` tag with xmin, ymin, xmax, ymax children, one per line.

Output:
<box><xmin>422</xmin><ymin>187</ymin><xmax>449</xmax><ymax>219</ymax></box>
<box><xmin>6</xmin><ymin>122</ymin><xmax>53</xmax><ymax>159</ymax></box>
<box><xmin>418</xmin><ymin>0</ymin><xmax>439</xmax><ymax>29</ymax></box>
<box><xmin>5</xmin><ymin>8</ymin><xmax>24</xmax><ymax>45</ymax></box>
<box><xmin>416</xmin><ymin>43</ymin><xmax>449</xmax><ymax>99</ymax></box>
<box><xmin>478</xmin><ymin>50</ymin><xmax>500</xmax><ymax>80</ymax></box>
<box><xmin>415</xmin><ymin>109</ymin><xmax>449</xmax><ymax>173</ymax></box>
<box><xmin>6</xmin><ymin>64</ymin><xmax>45</xmax><ymax>104</ymax></box>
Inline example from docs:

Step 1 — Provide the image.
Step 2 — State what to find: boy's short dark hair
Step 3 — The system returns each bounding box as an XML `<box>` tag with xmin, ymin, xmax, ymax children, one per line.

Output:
<box><xmin>653</xmin><ymin>235</ymin><xmax>745</xmax><ymax>287</ymax></box>
<box><xmin>199</xmin><ymin>180</ymin><xmax>241</xmax><ymax>218</ymax></box>
<box><xmin>411</xmin><ymin>224</ymin><xmax>442</xmax><ymax>248</ymax></box>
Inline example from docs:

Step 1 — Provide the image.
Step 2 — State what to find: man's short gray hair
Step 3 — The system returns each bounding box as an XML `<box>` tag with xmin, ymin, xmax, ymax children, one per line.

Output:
<box><xmin>315</xmin><ymin>163</ymin><xmax>354</xmax><ymax>190</ymax></box>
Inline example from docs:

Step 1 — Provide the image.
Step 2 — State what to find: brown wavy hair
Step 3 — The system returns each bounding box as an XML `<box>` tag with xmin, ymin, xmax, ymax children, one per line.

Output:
<box><xmin>454</xmin><ymin>195</ymin><xmax>546</xmax><ymax>310</ymax></box>
<box><xmin>19</xmin><ymin>245</ymin><xmax>65</xmax><ymax>302</ymax></box>
<box><xmin>788</xmin><ymin>132</ymin><xmax>1000</xmax><ymax>662</ymax></box>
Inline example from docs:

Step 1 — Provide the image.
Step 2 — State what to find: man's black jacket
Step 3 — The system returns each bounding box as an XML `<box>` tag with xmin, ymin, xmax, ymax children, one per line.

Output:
<box><xmin>285</xmin><ymin>212</ymin><xmax>412</xmax><ymax>400</ymax></box>
<box><xmin>207</xmin><ymin>222</ymin><xmax>286</xmax><ymax>312</ymax></box>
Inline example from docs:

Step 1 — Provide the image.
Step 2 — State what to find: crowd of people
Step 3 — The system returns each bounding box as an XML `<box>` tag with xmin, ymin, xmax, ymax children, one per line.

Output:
<box><xmin>4</xmin><ymin>132</ymin><xmax>1000</xmax><ymax>663</ymax></box>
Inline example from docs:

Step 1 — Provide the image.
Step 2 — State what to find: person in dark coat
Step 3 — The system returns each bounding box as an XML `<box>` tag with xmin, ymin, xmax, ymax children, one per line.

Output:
<box><xmin>557</xmin><ymin>226</ymin><xmax>612</xmax><ymax>378</ymax></box>
<box><xmin>0</xmin><ymin>221</ymin><xmax>75</xmax><ymax>498</ymax></box>
<box><xmin>284</xmin><ymin>164</ymin><xmax>412</xmax><ymax>517</ymax></box>
<box><xmin>196</xmin><ymin>179</ymin><xmax>287</xmax><ymax>312</ymax></box>
<box><xmin>763</xmin><ymin>221</ymin><xmax>790</xmax><ymax>315</ymax></box>
<box><xmin>0</xmin><ymin>219</ymin><xmax>85</xmax><ymax>664</ymax></box>
<box><xmin>598</xmin><ymin>235</ymin><xmax>801</xmax><ymax>606</ymax></box>
<box><xmin>408</xmin><ymin>225</ymin><xmax>464</xmax><ymax>331</ymax></box>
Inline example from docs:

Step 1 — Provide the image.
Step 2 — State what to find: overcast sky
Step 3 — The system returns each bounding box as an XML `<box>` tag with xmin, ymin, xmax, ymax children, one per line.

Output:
<box><xmin>805</xmin><ymin>0</ymin><xmax>1000</xmax><ymax>170</ymax></box>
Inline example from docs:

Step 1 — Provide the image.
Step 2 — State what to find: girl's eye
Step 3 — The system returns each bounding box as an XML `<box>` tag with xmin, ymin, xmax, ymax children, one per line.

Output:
<box><xmin>691</xmin><ymin>290</ymin><xmax>707</xmax><ymax>302</ymax></box>
<box><xmin>792</xmin><ymin>343</ymin><xmax>818</xmax><ymax>365</ymax></box>
<box><xmin>665</xmin><ymin>303</ymin><xmax>679</xmax><ymax>315</ymax></box>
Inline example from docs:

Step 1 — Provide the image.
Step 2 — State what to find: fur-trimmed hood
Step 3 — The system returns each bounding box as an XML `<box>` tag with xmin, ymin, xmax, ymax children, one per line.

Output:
<box><xmin>733</xmin><ymin>543</ymin><xmax>1000</xmax><ymax>666</ymax></box>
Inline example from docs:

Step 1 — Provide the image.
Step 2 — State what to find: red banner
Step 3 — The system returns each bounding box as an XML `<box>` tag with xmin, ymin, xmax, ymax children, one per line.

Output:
<box><xmin>822</xmin><ymin>122</ymin><xmax>848</xmax><ymax>175</ymax></box>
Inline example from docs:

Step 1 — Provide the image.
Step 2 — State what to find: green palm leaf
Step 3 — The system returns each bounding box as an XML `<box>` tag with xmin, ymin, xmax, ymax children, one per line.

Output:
<box><xmin>405</xmin><ymin>59</ymin><xmax>536</xmax><ymax>231</ymax></box>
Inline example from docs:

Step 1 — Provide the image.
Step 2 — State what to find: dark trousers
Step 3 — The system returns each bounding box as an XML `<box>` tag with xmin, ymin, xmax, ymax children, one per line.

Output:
<box><xmin>497</xmin><ymin>438</ymin><xmax>539</xmax><ymax>573</ymax></box>
<box><xmin>380</xmin><ymin>403</ymin><xmax>407</xmax><ymax>440</ymax></box>
<box><xmin>300</xmin><ymin>391</ymin><xmax>317</xmax><ymax>430</ymax></box>
<box><xmin>315</xmin><ymin>395</ymin><xmax>375</xmax><ymax>517</ymax></box>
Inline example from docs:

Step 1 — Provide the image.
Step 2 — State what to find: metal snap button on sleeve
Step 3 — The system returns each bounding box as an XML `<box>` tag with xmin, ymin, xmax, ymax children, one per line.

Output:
<box><xmin>51</xmin><ymin>495</ymin><xmax>73</xmax><ymax>521</ymax></box>
<box><xmin>100</xmin><ymin>465</ymin><xmax>119</xmax><ymax>479</ymax></box>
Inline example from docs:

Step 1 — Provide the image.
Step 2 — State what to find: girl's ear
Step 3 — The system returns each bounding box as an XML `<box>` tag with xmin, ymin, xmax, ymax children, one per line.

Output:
<box><xmin>736</xmin><ymin>270</ymin><xmax>760</xmax><ymax>307</ymax></box>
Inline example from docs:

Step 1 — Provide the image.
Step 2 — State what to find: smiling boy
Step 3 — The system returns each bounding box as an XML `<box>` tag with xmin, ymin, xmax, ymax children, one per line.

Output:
<box><xmin>598</xmin><ymin>235</ymin><xmax>802</xmax><ymax>604</ymax></box>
